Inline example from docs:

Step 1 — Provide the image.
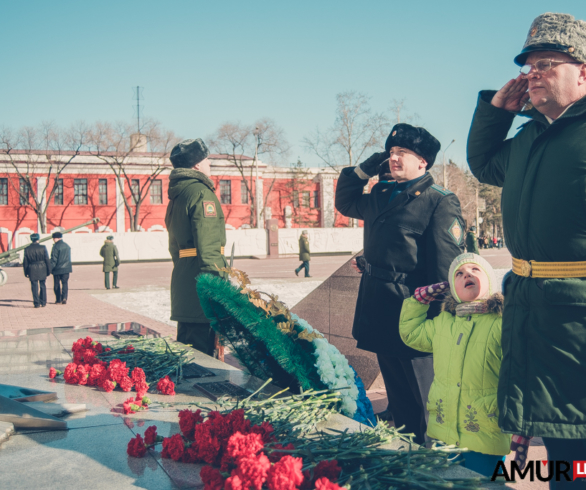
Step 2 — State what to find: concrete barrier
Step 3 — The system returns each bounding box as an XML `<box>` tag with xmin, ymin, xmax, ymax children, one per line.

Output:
<box><xmin>13</xmin><ymin>227</ymin><xmax>364</xmax><ymax>263</ymax></box>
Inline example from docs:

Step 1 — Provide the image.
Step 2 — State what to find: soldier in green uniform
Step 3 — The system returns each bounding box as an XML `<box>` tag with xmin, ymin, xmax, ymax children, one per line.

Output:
<box><xmin>467</xmin><ymin>13</ymin><xmax>586</xmax><ymax>480</ymax></box>
<box><xmin>100</xmin><ymin>236</ymin><xmax>119</xmax><ymax>289</ymax></box>
<box><xmin>165</xmin><ymin>138</ymin><xmax>227</xmax><ymax>355</ymax></box>
<box><xmin>465</xmin><ymin>226</ymin><xmax>480</xmax><ymax>254</ymax></box>
<box><xmin>294</xmin><ymin>230</ymin><xmax>311</xmax><ymax>277</ymax></box>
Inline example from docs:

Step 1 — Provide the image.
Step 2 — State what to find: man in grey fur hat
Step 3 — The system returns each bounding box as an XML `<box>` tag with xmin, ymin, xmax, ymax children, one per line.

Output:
<box><xmin>467</xmin><ymin>13</ymin><xmax>586</xmax><ymax>480</ymax></box>
<box><xmin>165</xmin><ymin>139</ymin><xmax>227</xmax><ymax>356</ymax></box>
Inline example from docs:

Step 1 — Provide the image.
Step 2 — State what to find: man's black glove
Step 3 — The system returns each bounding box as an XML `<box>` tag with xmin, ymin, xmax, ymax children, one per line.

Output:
<box><xmin>356</xmin><ymin>152</ymin><xmax>389</xmax><ymax>179</ymax></box>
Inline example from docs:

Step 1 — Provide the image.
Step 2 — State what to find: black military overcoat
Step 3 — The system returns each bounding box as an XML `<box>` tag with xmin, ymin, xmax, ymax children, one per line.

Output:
<box><xmin>23</xmin><ymin>243</ymin><xmax>52</xmax><ymax>281</ymax></box>
<box><xmin>335</xmin><ymin>169</ymin><xmax>464</xmax><ymax>358</ymax></box>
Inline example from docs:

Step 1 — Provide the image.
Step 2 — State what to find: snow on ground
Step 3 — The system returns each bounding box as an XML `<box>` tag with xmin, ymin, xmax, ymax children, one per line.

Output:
<box><xmin>92</xmin><ymin>278</ymin><xmax>324</xmax><ymax>329</ymax></box>
<box><xmin>92</xmin><ymin>270</ymin><xmax>508</xmax><ymax>328</ymax></box>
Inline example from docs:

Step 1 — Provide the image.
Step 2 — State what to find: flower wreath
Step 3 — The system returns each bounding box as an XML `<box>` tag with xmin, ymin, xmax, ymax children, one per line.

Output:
<box><xmin>197</xmin><ymin>270</ymin><xmax>375</xmax><ymax>425</ymax></box>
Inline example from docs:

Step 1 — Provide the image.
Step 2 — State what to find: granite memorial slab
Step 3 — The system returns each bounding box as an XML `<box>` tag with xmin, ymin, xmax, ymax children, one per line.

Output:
<box><xmin>292</xmin><ymin>251</ymin><xmax>381</xmax><ymax>388</ymax></box>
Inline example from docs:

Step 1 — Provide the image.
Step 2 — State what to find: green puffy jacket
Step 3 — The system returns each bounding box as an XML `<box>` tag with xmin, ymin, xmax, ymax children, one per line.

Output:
<box><xmin>165</xmin><ymin>168</ymin><xmax>227</xmax><ymax>323</ymax></box>
<box><xmin>299</xmin><ymin>235</ymin><xmax>310</xmax><ymax>262</ymax></box>
<box><xmin>100</xmin><ymin>241</ymin><xmax>119</xmax><ymax>272</ymax></box>
<box><xmin>468</xmin><ymin>91</ymin><xmax>586</xmax><ymax>438</ymax></box>
<box><xmin>399</xmin><ymin>294</ymin><xmax>511</xmax><ymax>456</ymax></box>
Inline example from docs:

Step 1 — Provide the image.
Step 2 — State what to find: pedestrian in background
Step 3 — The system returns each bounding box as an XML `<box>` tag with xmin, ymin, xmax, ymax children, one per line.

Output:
<box><xmin>100</xmin><ymin>235</ymin><xmax>120</xmax><ymax>289</ymax></box>
<box><xmin>23</xmin><ymin>233</ymin><xmax>51</xmax><ymax>308</ymax></box>
<box><xmin>465</xmin><ymin>226</ymin><xmax>480</xmax><ymax>254</ymax></box>
<box><xmin>50</xmin><ymin>231</ymin><xmax>72</xmax><ymax>304</ymax></box>
<box><xmin>294</xmin><ymin>230</ymin><xmax>311</xmax><ymax>278</ymax></box>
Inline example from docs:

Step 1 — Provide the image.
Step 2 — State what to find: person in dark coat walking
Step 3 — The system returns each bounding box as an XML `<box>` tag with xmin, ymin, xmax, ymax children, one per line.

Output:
<box><xmin>465</xmin><ymin>226</ymin><xmax>480</xmax><ymax>254</ymax></box>
<box><xmin>336</xmin><ymin>123</ymin><xmax>465</xmax><ymax>444</ymax></box>
<box><xmin>23</xmin><ymin>233</ymin><xmax>52</xmax><ymax>308</ymax></box>
<box><xmin>50</xmin><ymin>232</ymin><xmax>72</xmax><ymax>304</ymax></box>
<box><xmin>467</xmin><ymin>13</ymin><xmax>586</xmax><ymax>482</ymax></box>
<box><xmin>100</xmin><ymin>236</ymin><xmax>120</xmax><ymax>289</ymax></box>
<box><xmin>294</xmin><ymin>231</ymin><xmax>311</xmax><ymax>277</ymax></box>
<box><xmin>165</xmin><ymin>138</ymin><xmax>227</xmax><ymax>355</ymax></box>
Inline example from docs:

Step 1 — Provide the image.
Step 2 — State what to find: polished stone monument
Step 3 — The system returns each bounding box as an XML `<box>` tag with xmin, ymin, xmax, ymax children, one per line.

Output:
<box><xmin>292</xmin><ymin>252</ymin><xmax>381</xmax><ymax>389</ymax></box>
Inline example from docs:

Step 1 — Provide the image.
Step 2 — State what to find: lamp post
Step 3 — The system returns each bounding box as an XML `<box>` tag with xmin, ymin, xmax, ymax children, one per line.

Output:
<box><xmin>442</xmin><ymin>139</ymin><xmax>455</xmax><ymax>189</ymax></box>
<box><xmin>253</xmin><ymin>127</ymin><xmax>261</xmax><ymax>228</ymax></box>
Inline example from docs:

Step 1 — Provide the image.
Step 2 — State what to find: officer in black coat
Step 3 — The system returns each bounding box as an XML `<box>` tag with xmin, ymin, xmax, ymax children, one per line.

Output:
<box><xmin>23</xmin><ymin>233</ymin><xmax>52</xmax><ymax>308</ymax></box>
<box><xmin>50</xmin><ymin>232</ymin><xmax>72</xmax><ymax>304</ymax></box>
<box><xmin>335</xmin><ymin>123</ymin><xmax>465</xmax><ymax>443</ymax></box>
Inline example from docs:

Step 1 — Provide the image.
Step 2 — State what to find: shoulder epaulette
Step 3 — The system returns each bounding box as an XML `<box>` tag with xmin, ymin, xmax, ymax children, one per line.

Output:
<box><xmin>431</xmin><ymin>184</ymin><xmax>453</xmax><ymax>196</ymax></box>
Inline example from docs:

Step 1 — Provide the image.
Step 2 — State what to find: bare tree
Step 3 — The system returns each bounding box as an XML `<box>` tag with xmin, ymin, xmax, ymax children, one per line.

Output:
<box><xmin>303</xmin><ymin>91</ymin><xmax>391</xmax><ymax>172</ymax></box>
<box><xmin>208</xmin><ymin>118</ymin><xmax>290</xmax><ymax>227</ymax></box>
<box><xmin>88</xmin><ymin>118</ymin><xmax>180</xmax><ymax>231</ymax></box>
<box><xmin>0</xmin><ymin>121</ymin><xmax>89</xmax><ymax>233</ymax></box>
<box><xmin>389</xmin><ymin>97</ymin><xmax>420</xmax><ymax>125</ymax></box>
<box><xmin>280</xmin><ymin>159</ymin><xmax>320</xmax><ymax>228</ymax></box>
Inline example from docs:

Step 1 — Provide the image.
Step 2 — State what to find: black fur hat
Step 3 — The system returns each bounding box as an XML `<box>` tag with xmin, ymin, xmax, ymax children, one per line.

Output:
<box><xmin>170</xmin><ymin>139</ymin><xmax>210</xmax><ymax>169</ymax></box>
<box><xmin>384</xmin><ymin>123</ymin><xmax>441</xmax><ymax>169</ymax></box>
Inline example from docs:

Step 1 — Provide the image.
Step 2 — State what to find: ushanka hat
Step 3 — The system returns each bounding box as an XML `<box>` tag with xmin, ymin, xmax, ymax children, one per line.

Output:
<box><xmin>514</xmin><ymin>13</ymin><xmax>586</xmax><ymax>66</ymax></box>
<box><xmin>30</xmin><ymin>233</ymin><xmax>40</xmax><ymax>242</ymax></box>
<box><xmin>448</xmin><ymin>253</ymin><xmax>498</xmax><ymax>303</ymax></box>
<box><xmin>52</xmin><ymin>232</ymin><xmax>63</xmax><ymax>239</ymax></box>
<box><xmin>170</xmin><ymin>139</ymin><xmax>210</xmax><ymax>169</ymax></box>
<box><xmin>384</xmin><ymin>123</ymin><xmax>441</xmax><ymax>169</ymax></box>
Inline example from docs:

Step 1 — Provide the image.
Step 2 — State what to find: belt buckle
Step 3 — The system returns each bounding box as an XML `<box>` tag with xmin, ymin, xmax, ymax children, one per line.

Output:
<box><xmin>520</xmin><ymin>260</ymin><xmax>532</xmax><ymax>278</ymax></box>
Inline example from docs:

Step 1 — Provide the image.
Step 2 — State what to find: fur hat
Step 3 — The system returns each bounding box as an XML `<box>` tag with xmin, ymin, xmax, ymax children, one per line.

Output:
<box><xmin>52</xmin><ymin>232</ymin><xmax>63</xmax><ymax>239</ymax></box>
<box><xmin>170</xmin><ymin>139</ymin><xmax>210</xmax><ymax>169</ymax></box>
<box><xmin>106</xmin><ymin>235</ymin><xmax>114</xmax><ymax>240</ymax></box>
<box><xmin>448</xmin><ymin>253</ymin><xmax>498</xmax><ymax>303</ymax></box>
<box><xmin>384</xmin><ymin>124</ymin><xmax>441</xmax><ymax>169</ymax></box>
<box><xmin>30</xmin><ymin>233</ymin><xmax>40</xmax><ymax>242</ymax></box>
<box><xmin>514</xmin><ymin>12</ymin><xmax>586</xmax><ymax>66</ymax></box>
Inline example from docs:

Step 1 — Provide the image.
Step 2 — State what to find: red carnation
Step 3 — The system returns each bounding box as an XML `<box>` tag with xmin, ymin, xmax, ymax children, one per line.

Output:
<box><xmin>105</xmin><ymin>347</ymin><xmax>111</xmax><ymax>352</ymax></box>
<box><xmin>127</xmin><ymin>434</ymin><xmax>147</xmax><ymax>458</ymax></box>
<box><xmin>144</xmin><ymin>425</ymin><xmax>158</xmax><ymax>446</ymax></box>
<box><xmin>102</xmin><ymin>379</ymin><xmax>116</xmax><ymax>392</ymax></box>
<box><xmin>63</xmin><ymin>363</ymin><xmax>78</xmax><ymax>384</ymax></box>
<box><xmin>250</xmin><ymin>421</ymin><xmax>275</xmax><ymax>444</ymax></box>
<box><xmin>119</xmin><ymin>375</ymin><xmax>133</xmax><ymax>392</ymax></box>
<box><xmin>48</xmin><ymin>367</ymin><xmax>61</xmax><ymax>379</ymax></box>
<box><xmin>301</xmin><ymin>460</ymin><xmax>342</xmax><ymax>490</ymax></box>
<box><xmin>131</xmin><ymin>367</ymin><xmax>146</xmax><ymax>384</ymax></box>
<box><xmin>224</xmin><ymin>474</ymin><xmax>244</xmax><ymax>490</ymax></box>
<box><xmin>178</xmin><ymin>409</ymin><xmax>203</xmax><ymax>440</ymax></box>
<box><xmin>200</xmin><ymin>466</ymin><xmax>225</xmax><ymax>490</ymax></box>
<box><xmin>231</xmin><ymin>453</ymin><xmax>271</xmax><ymax>490</ymax></box>
<box><xmin>157</xmin><ymin>375</ymin><xmax>176</xmax><ymax>395</ymax></box>
<box><xmin>266</xmin><ymin>456</ymin><xmax>304</xmax><ymax>490</ymax></box>
<box><xmin>94</xmin><ymin>342</ymin><xmax>104</xmax><ymax>353</ymax></box>
<box><xmin>88</xmin><ymin>364</ymin><xmax>105</xmax><ymax>386</ymax></box>
<box><xmin>135</xmin><ymin>379</ymin><xmax>149</xmax><ymax>399</ymax></box>
<box><xmin>161</xmin><ymin>434</ymin><xmax>185</xmax><ymax>461</ymax></box>
<box><xmin>123</xmin><ymin>397</ymin><xmax>140</xmax><ymax>415</ymax></box>
<box><xmin>314</xmin><ymin>477</ymin><xmax>343</xmax><ymax>490</ymax></box>
<box><xmin>76</xmin><ymin>364</ymin><xmax>89</xmax><ymax>385</ymax></box>
<box><xmin>227</xmin><ymin>432</ymin><xmax>264</xmax><ymax>461</ymax></box>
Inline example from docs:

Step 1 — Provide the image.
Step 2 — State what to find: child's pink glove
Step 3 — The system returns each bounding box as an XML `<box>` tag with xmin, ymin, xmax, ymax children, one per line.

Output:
<box><xmin>414</xmin><ymin>281</ymin><xmax>449</xmax><ymax>305</ymax></box>
<box><xmin>511</xmin><ymin>435</ymin><xmax>531</xmax><ymax>470</ymax></box>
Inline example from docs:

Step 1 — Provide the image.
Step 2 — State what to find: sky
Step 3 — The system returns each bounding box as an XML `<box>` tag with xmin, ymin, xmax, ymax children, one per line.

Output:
<box><xmin>2</xmin><ymin>0</ymin><xmax>586</xmax><ymax>168</ymax></box>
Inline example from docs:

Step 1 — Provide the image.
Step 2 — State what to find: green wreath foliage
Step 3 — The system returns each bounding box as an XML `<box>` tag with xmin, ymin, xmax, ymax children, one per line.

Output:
<box><xmin>197</xmin><ymin>273</ymin><xmax>326</xmax><ymax>392</ymax></box>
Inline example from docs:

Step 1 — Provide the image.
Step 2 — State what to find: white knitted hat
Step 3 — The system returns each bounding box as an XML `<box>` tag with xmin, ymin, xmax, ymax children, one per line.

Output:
<box><xmin>448</xmin><ymin>253</ymin><xmax>497</xmax><ymax>303</ymax></box>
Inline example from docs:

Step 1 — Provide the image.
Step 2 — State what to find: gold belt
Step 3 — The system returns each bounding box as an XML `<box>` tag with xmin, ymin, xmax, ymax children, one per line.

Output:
<box><xmin>179</xmin><ymin>247</ymin><xmax>224</xmax><ymax>258</ymax></box>
<box><xmin>512</xmin><ymin>257</ymin><xmax>586</xmax><ymax>278</ymax></box>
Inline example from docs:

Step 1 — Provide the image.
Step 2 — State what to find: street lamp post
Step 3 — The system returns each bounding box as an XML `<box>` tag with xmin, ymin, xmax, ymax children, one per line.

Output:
<box><xmin>442</xmin><ymin>139</ymin><xmax>455</xmax><ymax>189</ymax></box>
<box><xmin>253</xmin><ymin>127</ymin><xmax>261</xmax><ymax>228</ymax></box>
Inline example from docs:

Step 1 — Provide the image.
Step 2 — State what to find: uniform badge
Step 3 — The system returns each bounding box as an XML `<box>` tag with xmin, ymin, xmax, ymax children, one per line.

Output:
<box><xmin>448</xmin><ymin>218</ymin><xmax>463</xmax><ymax>245</ymax></box>
<box><xmin>203</xmin><ymin>201</ymin><xmax>217</xmax><ymax>218</ymax></box>
<box><xmin>392</xmin><ymin>131</ymin><xmax>397</xmax><ymax>136</ymax></box>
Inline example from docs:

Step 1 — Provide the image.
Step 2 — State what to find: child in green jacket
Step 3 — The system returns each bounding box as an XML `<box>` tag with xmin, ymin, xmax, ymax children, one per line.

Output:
<box><xmin>399</xmin><ymin>253</ymin><xmax>528</xmax><ymax>477</ymax></box>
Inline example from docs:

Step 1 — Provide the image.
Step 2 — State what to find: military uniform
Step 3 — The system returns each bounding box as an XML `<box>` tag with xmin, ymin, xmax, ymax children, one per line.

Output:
<box><xmin>166</xmin><ymin>139</ymin><xmax>227</xmax><ymax>356</ymax></box>
<box><xmin>467</xmin><ymin>12</ymin><xmax>586</xmax><ymax>473</ymax></box>
<box><xmin>465</xmin><ymin>230</ymin><xmax>480</xmax><ymax>254</ymax></box>
<box><xmin>100</xmin><ymin>239</ymin><xmax>119</xmax><ymax>289</ymax></box>
<box><xmin>336</xmin><ymin>123</ymin><xmax>465</xmax><ymax>443</ymax></box>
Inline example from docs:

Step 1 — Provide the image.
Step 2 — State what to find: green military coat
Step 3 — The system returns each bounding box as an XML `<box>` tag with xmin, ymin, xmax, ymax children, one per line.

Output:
<box><xmin>165</xmin><ymin>168</ymin><xmax>227</xmax><ymax>323</ymax></box>
<box><xmin>465</xmin><ymin>231</ymin><xmax>479</xmax><ymax>254</ymax></box>
<box><xmin>467</xmin><ymin>91</ymin><xmax>586</xmax><ymax>438</ymax></box>
<box><xmin>100</xmin><ymin>241</ymin><xmax>119</xmax><ymax>272</ymax></box>
<box><xmin>299</xmin><ymin>235</ymin><xmax>310</xmax><ymax>262</ymax></box>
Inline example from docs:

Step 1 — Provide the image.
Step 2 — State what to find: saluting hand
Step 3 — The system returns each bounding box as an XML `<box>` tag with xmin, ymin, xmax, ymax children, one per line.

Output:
<box><xmin>358</xmin><ymin>152</ymin><xmax>389</xmax><ymax>178</ymax></box>
<box><xmin>491</xmin><ymin>75</ymin><xmax>530</xmax><ymax>112</ymax></box>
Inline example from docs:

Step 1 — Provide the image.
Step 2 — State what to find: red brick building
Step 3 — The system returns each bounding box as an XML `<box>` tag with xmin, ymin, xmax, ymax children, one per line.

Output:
<box><xmin>0</xmin><ymin>150</ymin><xmax>358</xmax><ymax>251</ymax></box>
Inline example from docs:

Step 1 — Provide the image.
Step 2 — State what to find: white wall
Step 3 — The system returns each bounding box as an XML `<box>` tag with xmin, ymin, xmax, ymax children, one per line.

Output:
<box><xmin>13</xmin><ymin>228</ymin><xmax>364</xmax><ymax>263</ymax></box>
